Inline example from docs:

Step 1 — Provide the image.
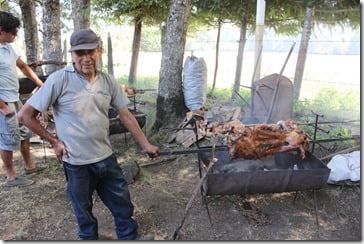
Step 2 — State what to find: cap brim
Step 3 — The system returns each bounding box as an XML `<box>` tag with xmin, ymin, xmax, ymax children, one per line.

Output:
<box><xmin>69</xmin><ymin>43</ymin><xmax>98</xmax><ymax>52</ymax></box>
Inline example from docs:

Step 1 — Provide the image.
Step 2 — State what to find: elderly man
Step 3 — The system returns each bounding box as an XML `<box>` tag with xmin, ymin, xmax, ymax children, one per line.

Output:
<box><xmin>17</xmin><ymin>28</ymin><xmax>159</xmax><ymax>240</ymax></box>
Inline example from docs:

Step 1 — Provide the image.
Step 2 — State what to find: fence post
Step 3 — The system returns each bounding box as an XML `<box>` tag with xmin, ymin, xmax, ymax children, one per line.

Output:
<box><xmin>107</xmin><ymin>32</ymin><xmax>114</xmax><ymax>76</ymax></box>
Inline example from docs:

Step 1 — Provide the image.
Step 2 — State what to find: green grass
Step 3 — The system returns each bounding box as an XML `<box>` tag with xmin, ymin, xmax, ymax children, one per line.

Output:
<box><xmin>293</xmin><ymin>85</ymin><xmax>360</xmax><ymax>121</ymax></box>
<box><xmin>115</xmin><ymin>75</ymin><xmax>159</xmax><ymax>89</ymax></box>
<box><xmin>205</xmin><ymin>85</ymin><xmax>252</xmax><ymax>108</ymax></box>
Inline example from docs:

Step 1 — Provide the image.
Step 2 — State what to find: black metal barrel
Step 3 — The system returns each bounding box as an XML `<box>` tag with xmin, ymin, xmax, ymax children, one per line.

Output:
<box><xmin>198</xmin><ymin>150</ymin><xmax>330</xmax><ymax>196</ymax></box>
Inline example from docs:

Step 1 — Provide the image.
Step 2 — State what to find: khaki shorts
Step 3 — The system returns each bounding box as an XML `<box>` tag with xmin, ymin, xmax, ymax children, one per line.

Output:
<box><xmin>0</xmin><ymin>101</ymin><xmax>32</xmax><ymax>151</ymax></box>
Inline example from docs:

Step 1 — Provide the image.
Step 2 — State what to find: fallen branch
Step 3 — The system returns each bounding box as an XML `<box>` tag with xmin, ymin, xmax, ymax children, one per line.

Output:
<box><xmin>28</xmin><ymin>60</ymin><xmax>67</xmax><ymax>68</ymax></box>
<box><xmin>320</xmin><ymin>145</ymin><xmax>360</xmax><ymax>161</ymax></box>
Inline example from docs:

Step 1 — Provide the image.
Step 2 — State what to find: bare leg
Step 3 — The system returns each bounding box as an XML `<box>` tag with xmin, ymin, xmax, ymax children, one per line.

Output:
<box><xmin>20</xmin><ymin>139</ymin><xmax>36</xmax><ymax>170</ymax></box>
<box><xmin>1</xmin><ymin>149</ymin><xmax>16</xmax><ymax>180</ymax></box>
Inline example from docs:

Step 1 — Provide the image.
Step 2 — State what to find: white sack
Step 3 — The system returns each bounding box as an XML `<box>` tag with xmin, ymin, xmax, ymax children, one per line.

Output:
<box><xmin>327</xmin><ymin>150</ymin><xmax>360</xmax><ymax>183</ymax></box>
<box><xmin>183</xmin><ymin>56</ymin><xmax>207</xmax><ymax>111</ymax></box>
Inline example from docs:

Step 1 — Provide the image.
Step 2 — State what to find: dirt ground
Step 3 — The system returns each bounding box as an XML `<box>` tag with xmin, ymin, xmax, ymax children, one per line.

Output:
<box><xmin>0</xmin><ymin>130</ymin><xmax>361</xmax><ymax>241</ymax></box>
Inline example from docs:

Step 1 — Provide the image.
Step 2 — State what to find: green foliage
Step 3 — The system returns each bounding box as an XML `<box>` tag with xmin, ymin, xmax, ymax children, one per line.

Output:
<box><xmin>0</xmin><ymin>0</ymin><xmax>10</xmax><ymax>11</ymax></box>
<box><xmin>293</xmin><ymin>86</ymin><xmax>360</xmax><ymax>121</ymax></box>
<box><xmin>140</xmin><ymin>26</ymin><xmax>161</xmax><ymax>52</ymax></box>
<box><xmin>313</xmin><ymin>0</ymin><xmax>360</xmax><ymax>28</ymax></box>
<box><xmin>192</xmin><ymin>0</ymin><xmax>246</xmax><ymax>26</ymax></box>
<box><xmin>265</xmin><ymin>0</ymin><xmax>304</xmax><ymax>35</ymax></box>
<box><xmin>206</xmin><ymin>87</ymin><xmax>232</xmax><ymax>104</ymax></box>
<box><xmin>232</xmin><ymin>87</ymin><xmax>252</xmax><ymax>107</ymax></box>
<box><xmin>190</xmin><ymin>0</ymin><xmax>356</xmax><ymax>40</ymax></box>
<box><xmin>330</xmin><ymin>126</ymin><xmax>352</xmax><ymax>138</ymax></box>
<box><xmin>291</xmin><ymin>85</ymin><xmax>359</xmax><ymax>152</ymax></box>
<box><xmin>116</xmin><ymin>75</ymin><xmax>159</xmax><ymax>89</ymax></box>
<box><xmin>115</xmin><ymin>75</ymin><xmax>129</xmax><ymax>84</ymax></box>
<box><xmin>205</xmin><ymin>85</ymin><xmax>251</xmax><ymax>109</ymax></box>
<box><xmin>91</xmin><ymin>0</ymin><xmax>359</xmax><ymax>45</ymax></box>
<box><xmin>293</xmin><ymin>85</ymin><xmax>359</xmax><ymax>146</ymax></box>
<box><xmin>92</xmin><ymin>0</ymin><xmax>169</xmax><ymax>25</ymax></box>
<box><xmin>288</xmin><ymin>0</ymin><xmax>360</xmax><ymax>29</ymax></box>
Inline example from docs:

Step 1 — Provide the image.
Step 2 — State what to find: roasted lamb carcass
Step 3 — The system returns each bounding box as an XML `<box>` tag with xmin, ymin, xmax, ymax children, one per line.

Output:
<box><xmin>199</xmin><ymin>119</ymin><xmax>310</xmax><ymax>160</ymax></box>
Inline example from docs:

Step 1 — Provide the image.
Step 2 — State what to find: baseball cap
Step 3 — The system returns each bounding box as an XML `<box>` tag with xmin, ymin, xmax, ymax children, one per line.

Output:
<box><xmin>69</xmin><ymin>29</ymin><xmax>99</xmax><ymax>51</ymax></box>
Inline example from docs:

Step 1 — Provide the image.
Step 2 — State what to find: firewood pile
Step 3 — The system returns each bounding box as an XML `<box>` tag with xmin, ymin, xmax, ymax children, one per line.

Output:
<box><xmin>167</xmin><ymin>105</ymin><xmax>244</xmax><ymax>148</ymax></box>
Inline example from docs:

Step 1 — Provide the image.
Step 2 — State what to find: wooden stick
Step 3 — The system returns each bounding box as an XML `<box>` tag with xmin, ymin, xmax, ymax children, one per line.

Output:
<box><xmin>172</xmin><ymin>156</ymin><xmax>218</xmax><ymax>240</ymax></box>
<box><xmin>265</xmin><ymin>42</ymin><xmax>296</xmax><ymax>123</ymax></box>
<box><xmin>320</xmin><ymin>145</ymin><xmax>360</xmax><ymax>161</ymax></box>
<box><xmin>172</xmin><ymin>139</ymin><xmax>218</xmax><ymax>240</ymax></box>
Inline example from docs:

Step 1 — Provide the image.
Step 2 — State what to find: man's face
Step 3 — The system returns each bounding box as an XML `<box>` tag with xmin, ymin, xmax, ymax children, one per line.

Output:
<box><xmin>71</xmin><ymin>48</ymin><xmax>101</xmax><ymax>77</ymax></box>
<box><xmin>0</xmin><ymin>27</ymin><xmax>18</xmax><ymax>44</ymax></box>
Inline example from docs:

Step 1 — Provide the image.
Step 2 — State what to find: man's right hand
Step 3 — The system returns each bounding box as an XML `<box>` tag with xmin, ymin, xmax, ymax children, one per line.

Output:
<box><xmin>0</xmin><ymin>104</ymin><xmax>14</xmax><ymax>116</ymax></box>
<box><xmin>51</xmin><ymin>139</ymin><xmax>68</xmax><ymax>163</ymax></box>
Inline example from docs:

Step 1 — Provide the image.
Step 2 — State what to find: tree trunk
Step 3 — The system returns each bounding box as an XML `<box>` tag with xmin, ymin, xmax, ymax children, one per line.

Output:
<box><xmin>209</xmin><ymin>19</ymin><xmax>221</xmax><ymax>96</ymax></box>
<box><xmin>71</xmin><ymin>0</ymin><xmax>90</xmax><ymax>30</ymax></box>
<box><xmin>18</xmin><ymin>0</ymin><xmax>43</xmax><ymax>75</ymax></box>
<box><xmin>42</xmin><ymin>0</ymin><xmax>62</xmax><ymax>75</ymax></box>
<box><xmin>152</xmin><ymin>0</ymin><xmax>191</xmax><ymax>131</ymax></box>
<box><xmin>97</xmin><ymin>37</ymin><xmax>103</xmax><ymax>71</ymax></box>
<box><xmin>293</xmin><ymin>6</ymin><xmax>314</xmax><ymax>101</ymax></box>
<box><xmin>63</xmin><ymin>39</ymin><xmax>67</xmax><ymax>63</ymax></box>
<box><xmin>231</xmin><ymin>0</ymin><xmax>248</xmax><ymax>102</ymax></box>
<box><xmin>128</xmin><ymin>16</ymin><xmax>142</xmax><ymax>86</ymax></box>
<box><xmin>107</xmin><ymin>32</ymin><xmax>114</xmax><ymax>76</ymax></box>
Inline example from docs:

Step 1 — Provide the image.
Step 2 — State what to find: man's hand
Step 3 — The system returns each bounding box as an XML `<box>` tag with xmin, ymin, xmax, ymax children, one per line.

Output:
<box><xmin>144</xmin><ymin>144</ymin><xmax>160</xmax><ymax>160</ymax></box>
<box><xmin>31</xmin><ymin>86</ymin><xmax>40</xmax><ymax>94</ymax></box>
<box><xmin>51</xmin><ymin>139</ymin><xmax>68</xmax><ymax>163</ymax></box>
<box><xmin>0</xmin><ymin>103</ymin><xmax>14</xmax><ymax>117</ymax></box>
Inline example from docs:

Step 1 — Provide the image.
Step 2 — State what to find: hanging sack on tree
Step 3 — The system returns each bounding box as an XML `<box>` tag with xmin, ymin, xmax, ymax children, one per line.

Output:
<box><xmin>183</xmin><ymin>55</ymin><xmax>207</xmax><ymax>111</ymax></box>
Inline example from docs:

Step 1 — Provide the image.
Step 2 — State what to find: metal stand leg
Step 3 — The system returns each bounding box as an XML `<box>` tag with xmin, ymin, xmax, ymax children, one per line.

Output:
<box><xmin>292</xmin><ymin>190</ymin><xmax>298</xmax><ymax>204</ymax></box>
<box><xmin>313</xmin><ymin>190</ymin><xmax>320</xmax><ymax>233</ymax></box>
<box><xmin>201</xmin><ymin>194</ymin><xmax>212</xmax><ymax>226</ymax></box>
<box><xmin>293</xmin><ymin>190</ymin><xmax>320</xmax><ymax>238</ymax></box>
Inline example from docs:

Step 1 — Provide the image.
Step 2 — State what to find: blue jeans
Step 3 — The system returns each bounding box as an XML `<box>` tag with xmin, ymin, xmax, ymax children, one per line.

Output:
<box><xmin>63</xmin><ymin>154</ymin><xmax>139</xmax><ymax>240</ymax></box>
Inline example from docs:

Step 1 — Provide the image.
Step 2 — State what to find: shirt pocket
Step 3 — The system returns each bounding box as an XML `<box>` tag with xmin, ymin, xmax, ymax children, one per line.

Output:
<box><xmin>94</xmin><ymin>90</ymin><xmax>111</xmax><ymax>111</ymax></box>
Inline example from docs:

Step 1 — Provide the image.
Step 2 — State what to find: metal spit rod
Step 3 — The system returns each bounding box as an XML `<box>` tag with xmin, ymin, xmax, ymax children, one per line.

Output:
<box><xmin>148</xmin><ymin>146</ymin><xmax>229</xmax><ymax>158</ymax></box>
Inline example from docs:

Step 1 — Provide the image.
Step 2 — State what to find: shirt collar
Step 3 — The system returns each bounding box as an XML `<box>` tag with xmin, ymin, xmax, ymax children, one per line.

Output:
<box><xmin>0</xmin><ymin>43</ymin><xmax>10</xmax><ymax>49</ymax></box>
<box><xmin>66</xmin><ymin>64</ymin><xmax>100</xmax><ymax>74</ymax></box>
<box><xmin>66</xmin><ymin>65</ymin><xmax>100</xmax><ymax>79</ymax></box>
<box><xmin>65</xmin><ymin>65</ymin><xmax>76</xmax><ymax>72</ymax></box>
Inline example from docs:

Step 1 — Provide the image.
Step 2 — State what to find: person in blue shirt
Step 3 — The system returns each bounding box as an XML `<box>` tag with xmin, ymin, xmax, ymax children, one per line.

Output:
<box><xmin>0</xmin><ymin>11</ymin><xmax>44</xmax><ymax>187</ymax></box>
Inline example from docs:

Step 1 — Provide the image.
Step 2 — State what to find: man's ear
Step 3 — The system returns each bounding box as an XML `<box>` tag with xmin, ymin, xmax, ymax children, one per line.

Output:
<box><xmin>0</xmin><ymin>27</ymin><xmax>6</xmax><ymax>35</ymax></box>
